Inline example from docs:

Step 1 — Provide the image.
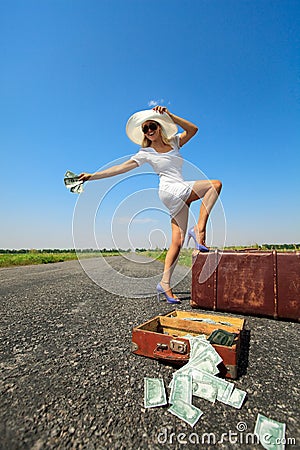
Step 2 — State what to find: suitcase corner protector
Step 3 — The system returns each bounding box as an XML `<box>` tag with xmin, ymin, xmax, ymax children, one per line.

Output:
<box><xmin>225</xmin><ymin>364</ymin><xmax>237</xmax><ymax>379</ymax></box>
<box><xmin>131</xmin><ymin>342</ymin><xmax>139</xmax><ymax>353</ymax></box>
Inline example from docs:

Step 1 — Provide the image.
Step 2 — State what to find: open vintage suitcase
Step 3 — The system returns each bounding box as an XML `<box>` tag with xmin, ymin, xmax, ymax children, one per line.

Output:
<box><xmin>132</xmin><ymin>310</ymin><xmax>244</xmax><ymax>379</ymax></box>
<box><xmin>191</xmin><ymin>250</ymin><xmax>300</xmax><ymax>321</ymax></box>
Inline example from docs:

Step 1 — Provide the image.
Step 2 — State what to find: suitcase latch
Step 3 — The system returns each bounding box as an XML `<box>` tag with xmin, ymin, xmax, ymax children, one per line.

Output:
<box><xmin>170</xmin><ymin>340</ymin><xmax>187</xmax><ymax>354</ymax></box>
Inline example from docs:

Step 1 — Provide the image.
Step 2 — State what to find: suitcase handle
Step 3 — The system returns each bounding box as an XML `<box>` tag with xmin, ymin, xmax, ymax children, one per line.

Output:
<box><xmin>155</xmin><ymin>343</ymin><xmax>168</xmax><ymax>351</ymax></box>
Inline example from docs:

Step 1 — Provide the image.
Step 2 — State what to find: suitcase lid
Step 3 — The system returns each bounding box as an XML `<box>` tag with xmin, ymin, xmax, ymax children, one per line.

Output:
<box><xmin>133</xmin><ymin>310</ymin><xmax>244</xmax><ymax>338</ymax></box>
<box><xmin>161</xmin><ymin>310</ymin><xmax>244</xmax><ymax>336</ymax></box>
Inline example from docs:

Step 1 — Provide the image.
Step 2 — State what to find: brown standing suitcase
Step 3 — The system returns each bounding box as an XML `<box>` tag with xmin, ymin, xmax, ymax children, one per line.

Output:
<box><xmin>191</xmin><ymin>250</ymin><xmax>300</xmax><ymax>320</ymax></box>
<box><xmin>131</xmin><ymin>310</ymin><xmax>245</xmax><ymax>379</ymax></box>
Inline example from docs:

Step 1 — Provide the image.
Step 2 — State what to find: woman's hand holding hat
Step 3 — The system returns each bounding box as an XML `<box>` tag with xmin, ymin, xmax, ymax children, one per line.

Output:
<box><xmin>152</xmin><ymin>105</ymin><xmax>170</xmax><ymax>115</ymax></box>
<box><xmin>152</xmin><ymin>105</ymin><xmax>177</xmax><ymax>127</ymax></box>
<box><xmin>152</xmin><ymin>107</ymin><xmax>199</xmax><ymax>145</ymax></box>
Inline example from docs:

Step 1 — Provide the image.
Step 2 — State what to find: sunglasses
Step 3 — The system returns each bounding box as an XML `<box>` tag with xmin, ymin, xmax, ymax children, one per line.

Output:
<box><xmin>142</xmin><ymin>122</ymin><xmax>158</xmax><ymax>134</ymax></box>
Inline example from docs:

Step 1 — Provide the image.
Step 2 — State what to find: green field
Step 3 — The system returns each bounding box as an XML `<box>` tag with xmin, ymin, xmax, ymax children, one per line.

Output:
<box><xmin>0</xmin><ymin>251</ymin><xmax>121</xmax><ymax>268</ymax></box>
<box><xmin>0</xmin><ymin>249</ymin><xmax>194</xmax><ymax>268</ymax></box>
<box><xmin>142</xmin><ymin>248</ymin><xmax>194</xmax><ymax>267</ymax></box>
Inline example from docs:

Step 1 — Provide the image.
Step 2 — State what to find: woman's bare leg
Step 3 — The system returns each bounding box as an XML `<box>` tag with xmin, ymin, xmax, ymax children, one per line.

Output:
<box><xmin>160</xmin><ymin>204</ymin><xmax>189</xmax><ymax>298</ymax></box>
<box><xmin>186</xmin><ymin>180</ymin><xmax>222</xmax><ymax>245</ymax></box>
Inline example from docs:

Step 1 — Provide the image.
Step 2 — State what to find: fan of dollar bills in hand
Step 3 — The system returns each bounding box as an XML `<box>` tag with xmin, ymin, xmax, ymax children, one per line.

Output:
<box><xmin>64</xmin><ymin>170</ymin><xmax>84</xmax><ymax>194</ymax></box>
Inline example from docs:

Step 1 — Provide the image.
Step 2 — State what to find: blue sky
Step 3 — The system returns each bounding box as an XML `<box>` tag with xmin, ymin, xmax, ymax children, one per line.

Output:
<box><xmin>1</xmin><ymin>0</ymin><xmax>299</xmax><ymax>249</ymax></box>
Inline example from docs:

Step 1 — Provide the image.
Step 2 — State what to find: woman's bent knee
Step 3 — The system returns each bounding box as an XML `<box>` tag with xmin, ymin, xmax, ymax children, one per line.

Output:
<box><xmin>213</xmin><ymin>180</ymin><xmax>222</xmax><ymax>192</ymax></box>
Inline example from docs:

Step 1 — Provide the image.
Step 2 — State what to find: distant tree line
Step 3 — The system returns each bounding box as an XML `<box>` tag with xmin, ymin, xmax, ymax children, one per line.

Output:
<box><xmin>0</xmin><ymin>244</ymin><xmax>299</xmax><ymax>254</ymax></box>
<box><xmin>260</xmin><ymin>244</ymin><xmax>299</xmax><ymax>250</ymax></box>
<box><xmin>217</xmin><ymin>243</ymin><xmax>300</xmax><ymax>251</ymax></box>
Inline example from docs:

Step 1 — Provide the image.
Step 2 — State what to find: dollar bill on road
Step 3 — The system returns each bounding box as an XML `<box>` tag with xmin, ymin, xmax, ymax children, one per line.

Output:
<box><xmin>192</xmin><ymin>381</ymin><xmax>217</xmax><ymax>403</ymax></box>
<box><xmin>189</xmin><ymin>368</ymin><xmax>234</xmax><ymax>403</ymax></box>
<box><xmin>64</xmin><ymin>170</ymin><xmax>84</xmax><ymax>194</ymax></box>
<box><xmin>169</xmin><ymin>373</ymin><xmax>192</xmax><ymax>405</ymax></box>
<box><xmin>168</xmin><ymin>399</ymin><xmax>203</xmax><ymax>428</ymax></box>
<box><xmin>254</xmin><ymin>413</ymin><xmax>286</xmax><ymax>450</ymax></box>
<box><xmin>225</xmin><ymin>387</ymin><xmax>247</xmax><ymax>409</ymax></box>
<box><xmin>216</xmin><ymin>380</ymin><xmax>235</xmax><ymax>403</ymax></box>
<box><xmin>144</xmin><ymin>378</ymin><xmax>167</xmax><ymax>408</ymax></box>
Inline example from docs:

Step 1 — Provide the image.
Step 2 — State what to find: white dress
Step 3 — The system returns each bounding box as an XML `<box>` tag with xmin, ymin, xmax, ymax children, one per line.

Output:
<box><xmin>130</xmin><ymin>135</ymin><xmax>195</xmax><ymax>217</ymax></box>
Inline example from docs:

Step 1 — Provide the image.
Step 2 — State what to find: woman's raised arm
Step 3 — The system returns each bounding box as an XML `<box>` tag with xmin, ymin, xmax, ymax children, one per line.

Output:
<box><xmin>152</xmin><ymin>105</ymin><xmax>198</xmax><ymax>147</ymax></box>
<box><xmin>79</xmin><ymin>159</ymin><xmax>138</xmax><ymax>182</ymax></box>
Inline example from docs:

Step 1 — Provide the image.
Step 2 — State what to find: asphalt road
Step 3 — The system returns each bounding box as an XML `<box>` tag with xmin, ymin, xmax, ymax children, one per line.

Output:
<box><xmin>0</xmin><ymin>256</ymin><xmax>299</xmax><ymax>450</ymax></box>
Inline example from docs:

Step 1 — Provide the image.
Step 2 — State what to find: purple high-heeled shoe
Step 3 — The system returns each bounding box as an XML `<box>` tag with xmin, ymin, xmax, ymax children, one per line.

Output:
<box><xmin>156</xmin><ymin>283</ymin><xmax>181</xmax><ymax>304</ymax></box>
<box><xmin>187</xmin><ymin>227</ymin><xmax>209</xmax><ymax>252</ymax></box>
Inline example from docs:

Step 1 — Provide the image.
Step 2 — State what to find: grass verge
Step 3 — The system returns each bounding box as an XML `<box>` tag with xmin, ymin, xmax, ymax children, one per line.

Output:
<box><xmin>0</xmin><ymin>252</ymin><xmax>121</xmax><ymax>268</ymax></box>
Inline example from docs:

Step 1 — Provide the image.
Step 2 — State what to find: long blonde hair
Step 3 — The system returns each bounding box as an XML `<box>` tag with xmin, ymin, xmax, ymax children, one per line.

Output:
<box><xmin>142</xmin><ymin>122</ymin><xmax>171</xmax><ymax>148</ymax></box>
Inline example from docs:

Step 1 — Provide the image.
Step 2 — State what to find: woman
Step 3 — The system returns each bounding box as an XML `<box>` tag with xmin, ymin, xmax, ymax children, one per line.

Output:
<box><xmin>79</xmin><ymin>106</ymin><xmax>222</xmax><ymax>304</ymax></box>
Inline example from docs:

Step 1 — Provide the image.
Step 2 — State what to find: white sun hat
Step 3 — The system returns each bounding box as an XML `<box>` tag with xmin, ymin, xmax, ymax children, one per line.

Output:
<box><xmin>126</xmin><ymin>109</ymin><xmax>178</xmax><ymax>145</ymax></box>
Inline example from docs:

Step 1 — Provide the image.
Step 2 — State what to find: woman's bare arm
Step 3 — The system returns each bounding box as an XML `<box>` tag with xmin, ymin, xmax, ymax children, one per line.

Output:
<box><xmin>79</xmin><ymin>159</ymin><xmax>138</xmax><ymax>182</ymax></box>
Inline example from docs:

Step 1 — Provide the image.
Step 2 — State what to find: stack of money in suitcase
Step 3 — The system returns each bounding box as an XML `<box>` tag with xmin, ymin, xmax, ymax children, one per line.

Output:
<box><xmin>132</xmin><ymin>310</ymin><xmax>244</xmax><ymax>379</ymax></box>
